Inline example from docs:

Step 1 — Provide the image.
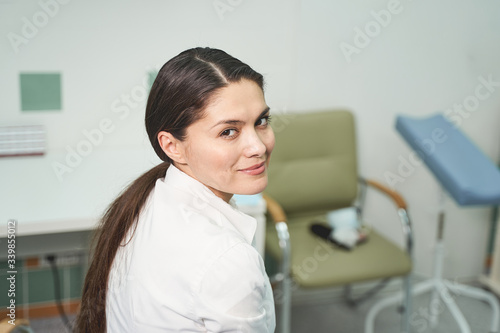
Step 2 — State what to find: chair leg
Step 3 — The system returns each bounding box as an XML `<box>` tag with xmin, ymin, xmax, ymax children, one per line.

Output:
<box><xmin>364</xmin><ymin>275</ymin><xmax>414</xmax><ymax>333</ymax></box>
<box><xmin>280</xmin><ymin>274</ymin><xmax>292</xmax><ymax>333</ymax></box>
<box><xmin>367</xmin><ymin>278</ymin><xmax>500</xmax><ymax>333</ymax></box>
<box><xmin>435</xmin><ymin>280</ymin><xmax>471</xmax><ymax>333</ymax></box>
<box><xmin>344</xmin><ymin>278</ymin><xmax>392</xmax><ymax>307</ymax></box>
<box><xmin>275</xmin><ymin>221</ymin><xmax>292</xmax><ymax>333</ymax></box>
<box><xmin>444</xmin><ymin>280</ymin><xmax>500</xmax><ymax>333</ymax></box>
<box><xmin>365</xmin><ymin>292</ymin><xmax>404</xmax><ymax>333</ymax></box>
<box><xmin>401</xmin><ymin>274</ymin><xmax>412</xmax><ymax>333</ymax></box>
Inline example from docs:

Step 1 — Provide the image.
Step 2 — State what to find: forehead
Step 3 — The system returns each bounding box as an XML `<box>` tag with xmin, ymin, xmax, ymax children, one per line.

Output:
<box><xmin>202</xmin><ymin>79</ymin><xmax>266</xmax><ymax>120</ymax></box>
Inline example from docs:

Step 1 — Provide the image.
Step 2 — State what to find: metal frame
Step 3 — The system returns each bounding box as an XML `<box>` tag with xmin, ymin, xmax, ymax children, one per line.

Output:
<box><xmin>366</xmin><ymin>197</ymin><xmax>500</xmax><ymax>333</ymax></box>
<box><xmin>268</xmin><ymin>178</ymin><xmax>415</xmax><ymax>333</ymax></box>
<box><xmin>359</xmin><ymin>179</ymin><xmax>414</xmax><ymax>333</ymax></box>
<box><xmin>364</xmin><ymin>207</ymin><xmax>413</xmax><ymax>333</ymax></box>
<box><xmin>275</xmin><ymin>221</ymin><xmax>292</xmax><ymax>333</ymax></box>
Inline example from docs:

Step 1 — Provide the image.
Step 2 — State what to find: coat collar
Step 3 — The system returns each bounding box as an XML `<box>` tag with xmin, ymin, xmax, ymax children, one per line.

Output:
<box><xmin>163</xmin><ymin>165</ymin><xmax>257</xmax><ymax>245</ymax></box>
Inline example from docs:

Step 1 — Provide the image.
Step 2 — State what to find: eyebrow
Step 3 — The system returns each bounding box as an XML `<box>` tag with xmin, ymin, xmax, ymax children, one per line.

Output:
<box><xmin>211</xmin><ymin>107</ymin><xmax>270</xmax><ymax>129</ymax></box>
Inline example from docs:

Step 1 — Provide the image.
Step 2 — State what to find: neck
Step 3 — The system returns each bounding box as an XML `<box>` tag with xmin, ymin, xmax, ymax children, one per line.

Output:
<box><xmin>173</xmin><ymin>162</ymin><xmax>234</xmax><ymax>203</ymax></box>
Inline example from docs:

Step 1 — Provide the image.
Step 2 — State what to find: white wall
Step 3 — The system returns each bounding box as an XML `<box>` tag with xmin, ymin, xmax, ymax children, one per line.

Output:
<box><xmin>1</xmin><ymin>0</ymin><xmax>500</xmax><ymax>279</ymax></box>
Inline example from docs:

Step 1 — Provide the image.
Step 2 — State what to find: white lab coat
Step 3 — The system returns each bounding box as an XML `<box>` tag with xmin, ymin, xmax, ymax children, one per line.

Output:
<box><xmin>106</xmin><ymin>165</ymin><xmax>276</xmax><ymax>332</ymax></box>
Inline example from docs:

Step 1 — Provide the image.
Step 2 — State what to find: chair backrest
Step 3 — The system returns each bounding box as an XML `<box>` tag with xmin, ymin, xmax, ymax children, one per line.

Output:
<box><xmin>265</xmin><ymin>110</ymin><xmax>358</xmax><ymax>218</ymax></box>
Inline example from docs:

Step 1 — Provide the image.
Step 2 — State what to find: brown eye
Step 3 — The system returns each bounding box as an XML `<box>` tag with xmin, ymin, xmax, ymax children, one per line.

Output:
<box><xmin>256</xmin><ymin>115</ymin><xmax>271</xmax><ymax>127</ymax></box>
<box><xmin>220</xmin><ymin>129</ymin><xmax>237</xmax><ymax>138</ymax></box>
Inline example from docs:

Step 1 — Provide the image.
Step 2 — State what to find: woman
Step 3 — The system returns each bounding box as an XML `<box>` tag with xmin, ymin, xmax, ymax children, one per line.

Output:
<box><xmin>76</xmin><ymin>47</ymin><xmax>276</xmax><ymax>332</ymax></box>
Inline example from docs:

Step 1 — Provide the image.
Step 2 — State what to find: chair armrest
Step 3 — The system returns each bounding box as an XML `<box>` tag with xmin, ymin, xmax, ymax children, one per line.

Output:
<box><xmin>362</xmin><ymin>179</ymin><xmax>407</xmax><ymax>210</ymax></box>
<box><xmin>359</xmin><ymin>178</ymin><xmax>414</xmax><ymax>257</ymax></box>
<box><xmin>0</xmin><ymin>318</ymin><xmax>31</xmax><ymax>332</ymax></box>
<box><xmin>263</xmin><ymin>193</ymin><xmax>288</xmax><ymax>223</ymax></box>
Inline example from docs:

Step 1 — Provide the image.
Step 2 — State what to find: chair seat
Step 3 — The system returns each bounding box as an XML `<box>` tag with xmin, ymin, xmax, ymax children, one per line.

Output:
<box><xmin>266</xmin><ymin>214</ymin><xmax>411</xmax><ymax>288</ymax></box>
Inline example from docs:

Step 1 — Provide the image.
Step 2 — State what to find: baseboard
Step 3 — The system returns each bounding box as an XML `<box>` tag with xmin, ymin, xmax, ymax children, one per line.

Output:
<box><xmin>0</xmin><ymin>299</ymin><xmax>81</xmax><ymax>320</ymax></box>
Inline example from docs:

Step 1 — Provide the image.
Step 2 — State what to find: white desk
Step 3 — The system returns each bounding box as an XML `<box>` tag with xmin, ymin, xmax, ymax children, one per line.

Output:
<box><xmin>0</xmin><ymin>147</ymin><xmax>155</xmax><ymax>238</ymax></box>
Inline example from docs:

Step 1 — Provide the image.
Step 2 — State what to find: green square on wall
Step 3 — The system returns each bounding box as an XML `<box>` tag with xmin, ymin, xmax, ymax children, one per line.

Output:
<box><xmin>20</xmin><ymin>73</ymin><xmax>62</xmax><ymax>111</ymax></box>
<box><xmin>148</xmin><ymin>70</ymin><xmax>158</xmax><ymax>90</ymax></box>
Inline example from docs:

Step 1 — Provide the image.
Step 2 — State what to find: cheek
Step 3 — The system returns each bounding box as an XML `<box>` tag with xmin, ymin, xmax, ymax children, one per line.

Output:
<box><xmin>194</xmin><ymin>142</ymin><xmax>238</xmax><ymax>170</ymax></box>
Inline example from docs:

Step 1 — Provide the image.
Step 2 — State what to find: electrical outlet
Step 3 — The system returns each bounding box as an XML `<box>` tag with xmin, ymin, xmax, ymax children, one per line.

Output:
<box><xmin>39</xmin><ymin>252</ymin><xmax>82</xmax><ymax>268</ymax></box>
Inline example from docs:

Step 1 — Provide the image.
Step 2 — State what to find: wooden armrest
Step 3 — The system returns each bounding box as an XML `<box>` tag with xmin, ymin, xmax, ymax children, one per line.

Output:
<box><xmin>0</xmin><ymin>318</ymin><xmax>30</xmax><ymax>332</ymax></box>
<box><xmin>364</xmin><ymin>179</ymin><xmax>407</xmax><ymax>210</ymax></box>
<box><xmin>262</xmin><ymin>193</ymin><xmax>288</xmax><ymax>223</ymax></box>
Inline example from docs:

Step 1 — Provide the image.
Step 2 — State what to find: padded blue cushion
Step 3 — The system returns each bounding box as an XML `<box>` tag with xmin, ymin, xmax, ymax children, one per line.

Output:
<box><xmin>396</xmin><ymin>114</ymin><xmax>500</xmax><ymax>206</ymax></box>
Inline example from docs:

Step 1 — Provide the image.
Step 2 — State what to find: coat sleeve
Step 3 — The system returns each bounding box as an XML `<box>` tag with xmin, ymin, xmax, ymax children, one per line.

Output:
<box><xmin>196</xmin><ymin>242</ymin><xmax>276</xmax><ymax>332</ymax></box>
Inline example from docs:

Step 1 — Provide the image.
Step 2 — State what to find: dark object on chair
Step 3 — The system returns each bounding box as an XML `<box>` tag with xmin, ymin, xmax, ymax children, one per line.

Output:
<box><xmin>310</xmin><ymin>223</ymin><xmax>367</xmax><ymax>251</ymax></box>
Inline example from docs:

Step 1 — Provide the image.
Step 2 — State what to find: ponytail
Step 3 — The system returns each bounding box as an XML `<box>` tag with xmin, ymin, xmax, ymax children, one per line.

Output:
<box><xmin>75</xmin><ymin>162</ymin><xmax>170</xmax><ymax>333</ymax></box>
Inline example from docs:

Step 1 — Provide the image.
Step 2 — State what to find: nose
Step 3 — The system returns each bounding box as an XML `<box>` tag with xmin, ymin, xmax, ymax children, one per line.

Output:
<box><xmin>243</xmin><ymin>129</ymin><xmax>267</xmax><ymax>158</ymax></box>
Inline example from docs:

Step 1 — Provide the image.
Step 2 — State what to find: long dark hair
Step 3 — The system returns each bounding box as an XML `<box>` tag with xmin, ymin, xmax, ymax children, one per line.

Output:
<box><xmin>75</xmin><ymin>47</ymin><xmax>264</xmax><ymax>333</ymax></box>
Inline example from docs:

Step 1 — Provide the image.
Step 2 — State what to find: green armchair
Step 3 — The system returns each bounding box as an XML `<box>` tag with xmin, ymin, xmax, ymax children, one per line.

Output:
<box><xmin>264</xmin><ymin>110</ymin><xmax>413</xmax><ymax>333</ymax></box>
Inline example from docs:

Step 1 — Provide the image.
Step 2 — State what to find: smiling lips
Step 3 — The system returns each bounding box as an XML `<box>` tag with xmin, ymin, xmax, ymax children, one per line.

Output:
<box><xmin>239</xmin><ymin>162</ymin><xmax>266</xmax><ymax>175</ymax></box>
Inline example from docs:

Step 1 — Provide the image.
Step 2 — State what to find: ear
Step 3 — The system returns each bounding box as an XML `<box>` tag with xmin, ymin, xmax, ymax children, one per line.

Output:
<box><xmin>157</xmin><ymin>131</ymin><xmax>187</xmax><ymax>164</ymax></box>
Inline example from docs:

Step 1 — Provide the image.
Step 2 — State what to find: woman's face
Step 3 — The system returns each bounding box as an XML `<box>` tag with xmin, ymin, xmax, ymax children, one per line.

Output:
<box><xmin>171</xmin><ymin>79</ymin><xmax>275</xmax><ymax>202</ymax></box>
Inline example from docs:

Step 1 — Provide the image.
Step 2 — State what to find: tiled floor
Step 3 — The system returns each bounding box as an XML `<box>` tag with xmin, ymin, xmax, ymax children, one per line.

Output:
<box><xmin>288</xmin><ymin>291</ymin><xmax>497</xmax><ymax>333</ymax></box>
<box><xmin>27</xmin><ymin>285</ymin><xmax>499</xmax><ymax>333</ymax></box>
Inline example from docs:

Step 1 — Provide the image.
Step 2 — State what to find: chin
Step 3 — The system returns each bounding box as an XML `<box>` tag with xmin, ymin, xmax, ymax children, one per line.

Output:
<box><xmin>235</xmin><ymin>178</ymin><xmax>268</xmax><ymax>195</ymax></box>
